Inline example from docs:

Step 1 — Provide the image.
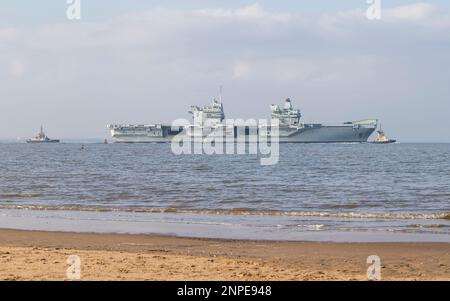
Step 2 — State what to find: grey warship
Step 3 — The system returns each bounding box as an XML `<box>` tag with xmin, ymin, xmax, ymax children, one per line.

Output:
<box><xmin>26</xmin><ymin>126</ymin><xmax>60</xmax><ymax>143</ymax></box>
<box><xmin>108</xmin><ymin>98</ymin><xmax>377</xmax><ymax>143</ymax></box>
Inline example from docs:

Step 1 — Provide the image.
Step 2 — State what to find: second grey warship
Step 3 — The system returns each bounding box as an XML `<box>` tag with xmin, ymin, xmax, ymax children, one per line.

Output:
<box><xmin>26</xmin><ymin>126</ymin><xmax>60</xmax><ymax>143</ymax></box>
<box><xmin>108</xmin><ymin>98</ymin><xmax>377</xmax><ymax>143</ymax></box>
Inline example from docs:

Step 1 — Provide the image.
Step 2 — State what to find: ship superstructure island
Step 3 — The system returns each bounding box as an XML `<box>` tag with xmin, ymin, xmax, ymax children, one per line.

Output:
<box><xmin>108</xmin><ymin>98</ymin><xmax>377</xmax><ymax>143</ymax></box>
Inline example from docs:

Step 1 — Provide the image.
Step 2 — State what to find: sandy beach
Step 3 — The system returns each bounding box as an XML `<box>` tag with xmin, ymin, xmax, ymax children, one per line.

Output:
<box><xmin>0</xmin><ymin>228</ymin><xmax>448</xmax><ymax>281</ymax></box>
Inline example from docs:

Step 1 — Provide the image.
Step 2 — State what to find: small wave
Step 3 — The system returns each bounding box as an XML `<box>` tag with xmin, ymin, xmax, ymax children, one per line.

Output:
<box><xmin>319</xmin><ymin>204</ymin><xmax>361</xmax><ymax>209</ymax></box>
<box><xmin>0</xmin><ymin>204</ymin><xmax>448</xmax><ymax>221</ymax></box>
<box><xmin>298</xmin><ymin>224</ymin><xmax>324</xmax><ymax>230</ymax></box>
<box><xmin>407</xmin><ymin>224</ymin><xmax>450</xmax><ymax>229</ymax></box>
<box><xmin>192</xmin><ymin>164</ymin><xmax>211</xmax><ymax>171</ymax></box>
<box><xmin>277</xmin><ymin>224</ymin><xmax>325</xmax><ymax>230</ymax></box>
<box><xmin>0</xmin><ymin>193</ymin><xmax>42</xmax><ymax>199</ymax></box>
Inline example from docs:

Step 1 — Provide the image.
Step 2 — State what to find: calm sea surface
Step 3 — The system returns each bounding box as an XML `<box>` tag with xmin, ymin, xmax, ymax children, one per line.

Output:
<box><xmin>0</xmin><ymin>142</ymin><xmax>449</xmax><ymax>241</ymax></box>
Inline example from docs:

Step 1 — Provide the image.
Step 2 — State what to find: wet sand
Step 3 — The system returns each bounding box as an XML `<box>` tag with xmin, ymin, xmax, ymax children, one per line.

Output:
<box><xmin>0</xmin><ymin>229</ymin><xmax>448</xmax><ymax>280</ymax></box>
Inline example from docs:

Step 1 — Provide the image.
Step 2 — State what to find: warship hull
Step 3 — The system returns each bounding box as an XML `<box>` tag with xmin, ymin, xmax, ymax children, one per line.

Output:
<box><xmin>278</xmin><ymin>124</ymin><xmax>375</xmax><ymax>143</ymax></box>
<box><xmin>109</xmin><ymin>122</ymin><xmax>376</xmax><ymax>143</ymax></box>
<box><xmin>26</xmin><ymin>140</ymin><xmax>60</xmax><ymax>143</ymax></box>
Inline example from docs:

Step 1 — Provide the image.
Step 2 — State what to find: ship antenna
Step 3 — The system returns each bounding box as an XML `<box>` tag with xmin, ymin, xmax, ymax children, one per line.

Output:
<box><xmin>219</xmin><ymin>85</ymin><xmax>223</xmax><ymax>103</ymax></box>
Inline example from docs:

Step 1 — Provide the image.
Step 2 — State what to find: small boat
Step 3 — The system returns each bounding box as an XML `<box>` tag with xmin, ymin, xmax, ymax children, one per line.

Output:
<box><xmin>26</xmin><ymin>126</ymin><xmax>60</xmax><ymax>143</ymax></box>
<box><xmin>372</xmin><ymin>125</ymin><xmax>396</xmax><ymax>144</ymax></box>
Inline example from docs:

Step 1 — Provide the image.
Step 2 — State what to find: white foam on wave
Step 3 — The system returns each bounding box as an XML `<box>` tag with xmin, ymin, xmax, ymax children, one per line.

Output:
<box><xmin>0</xmin><ymin>204</ymin><xmax>448</xmax><ymax>221</ymax></box>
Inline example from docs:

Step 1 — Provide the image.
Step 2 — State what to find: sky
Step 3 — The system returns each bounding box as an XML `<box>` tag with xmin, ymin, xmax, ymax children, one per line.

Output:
<box><xmin>0</xmin><ymin>1</ymin><xmax>449</xmax><ymax>141</ymax></box>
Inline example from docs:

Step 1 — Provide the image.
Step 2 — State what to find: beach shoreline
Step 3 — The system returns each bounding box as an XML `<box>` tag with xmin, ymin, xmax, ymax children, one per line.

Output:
<box><xmin>1</xmin><ymin>208</ymin><xmax>449</xmax><ymax>243</ymax></box>
<box><xmin>0</xmin><ymin>228</ymin><xmax>448</xmax><ymax>281</ymax></box>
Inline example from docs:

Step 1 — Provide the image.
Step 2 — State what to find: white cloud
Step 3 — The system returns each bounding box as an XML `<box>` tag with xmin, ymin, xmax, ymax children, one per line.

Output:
<box><xmin>384</xmin><ymin>3</ymin><xmax>436</xmax><ymax>21</ymax></box>
<box><xmin>0</xmin><ymin>28</ymin><xmax>18</xmax><ymax>40</ymax></box>
<box><xmin>196</xmin><ymin>4</ymin><xmax>290</xmax><ymax>22</ymax></box>
<box><xmin>233</xmin><ymin>61</ymin><xmax>252</xmax><ymax>79</ymax></box>
<box><xmin>10</xmin><ymin>60</ymin><xmax>26</xmax><ymax>78</ymax></box>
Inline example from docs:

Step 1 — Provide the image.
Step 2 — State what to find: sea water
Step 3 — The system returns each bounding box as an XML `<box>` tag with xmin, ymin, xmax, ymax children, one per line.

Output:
<box><xmin>0</xmin><ymin>142</ymin><xmax>449</xmax><ymax>242</ymax></box>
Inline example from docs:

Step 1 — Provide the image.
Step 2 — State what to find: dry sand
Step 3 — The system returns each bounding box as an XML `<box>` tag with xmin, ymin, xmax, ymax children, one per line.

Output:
<box><xmin>0</xmin><ymin>229</ymin><xmax>448</xmax><ymax>280</ymax></box>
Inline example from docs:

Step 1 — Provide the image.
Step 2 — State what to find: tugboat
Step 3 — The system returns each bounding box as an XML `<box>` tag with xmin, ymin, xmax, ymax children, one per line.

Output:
<box><xmin>26</xmin><ymin>126</ymin><xmax>60</xmax><ymax>143</ymax></box>
<box><xmin>372</xmin><ymin>124</ymin><xmax>396</xmax><ymax>144</ymax></box>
